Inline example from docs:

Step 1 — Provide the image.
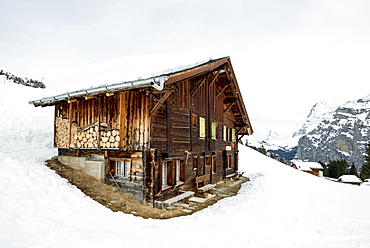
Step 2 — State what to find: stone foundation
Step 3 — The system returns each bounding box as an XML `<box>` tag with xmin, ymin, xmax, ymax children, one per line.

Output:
<box><xmin>58</xmin><ymin>156</ymin><xmax>105</xmax><ymax>182</ymax></box>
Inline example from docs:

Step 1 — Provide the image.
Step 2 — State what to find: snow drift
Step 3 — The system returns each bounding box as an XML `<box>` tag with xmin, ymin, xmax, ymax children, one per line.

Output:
<box><xmin>1</xmin><ymin>69</ymin><xmax>370</xmax><ymax>247</ymax></box>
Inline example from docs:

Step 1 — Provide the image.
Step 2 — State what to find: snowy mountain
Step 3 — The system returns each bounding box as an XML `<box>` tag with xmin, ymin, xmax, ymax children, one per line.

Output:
<box><xmin>248</xmin><ymin>96</ymin><xmax>369</xmax><ymax>167</ymax></box>
<box><xmin>297</xmin><ymin>94</ymin><xmax>370</xmax><ymax>169</ymax></box>
<box><xmin>293</xmin><ymin>101</ymin><xmax>336</xmax><ymax>138</ymax></box>
<box><xmin>246</xmin><ymin>133</ymin><xmax>297</xmax><ymax>164</ymax></box>
<box><xmin>245</xmin><ymin>102</ymin><xmax>335</xmax><ymax>163</ymax></box>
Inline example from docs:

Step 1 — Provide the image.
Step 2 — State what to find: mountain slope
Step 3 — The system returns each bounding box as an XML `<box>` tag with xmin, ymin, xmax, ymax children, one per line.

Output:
<box><xmin>1</xmin><ymin>78</ymin><xmax>370</xmax><ymax>248</ymax></box>
<box><xmin>297</xmin><ymin>94</ymin><xmax>370</xmax><ymax>169</ymax></box>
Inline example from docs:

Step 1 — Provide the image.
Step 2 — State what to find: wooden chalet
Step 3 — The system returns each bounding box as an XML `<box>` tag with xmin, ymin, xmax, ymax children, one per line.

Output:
<box><xmin>30</xmin><ymin>56</ymin><xmax>253</xmax><ymax>206</ymax></box>
<box><xmin>291</xmin><ymin>162</ymin><xmax>324</xmax><ymax>177</ymax></box>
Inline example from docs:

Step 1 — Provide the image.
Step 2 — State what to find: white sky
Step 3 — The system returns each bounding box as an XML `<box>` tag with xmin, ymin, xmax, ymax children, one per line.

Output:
<box><xmin>1</xmin><ymin>0</ymin><xmax>369</xmax><ymax>138</ymax></box>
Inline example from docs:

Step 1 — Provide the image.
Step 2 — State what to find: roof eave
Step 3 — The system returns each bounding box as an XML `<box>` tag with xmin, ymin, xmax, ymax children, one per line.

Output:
<box><xmin>29</xmin><ymin>75</ymin><xmax>169</xmax><ymax>107</ymax></box>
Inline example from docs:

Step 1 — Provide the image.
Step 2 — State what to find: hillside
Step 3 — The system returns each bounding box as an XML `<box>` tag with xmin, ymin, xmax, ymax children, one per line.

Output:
<box><xmin>1</xmin><ymin>82</ymin><xmax>370</xmax><ymax>247</ymax></box>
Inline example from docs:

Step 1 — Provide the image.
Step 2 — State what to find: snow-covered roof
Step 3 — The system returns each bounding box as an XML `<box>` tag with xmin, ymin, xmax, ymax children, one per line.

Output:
<box><xmin>29</xmin><ymin>49</ymin><xmax>224</xmax><ymax>105</ymax></box>
<box><xmin>293</xmin><ymin>162</ymin><xmax>323</xmax><ymax>171</ymax></box>
<box><xmin>338</xmin><ymin>175</ymin><xmax>362</xmax><ymax>183</ymax></box>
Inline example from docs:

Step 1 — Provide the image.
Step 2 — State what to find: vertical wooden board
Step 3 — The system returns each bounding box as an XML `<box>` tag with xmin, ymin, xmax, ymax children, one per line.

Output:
<box><xmin>119</xmin><ymin>92</ymin><xmax>127</xmax><ymax>148</ymax></box>
<box><xmin>87</xmin><ymin>99</ymin><xmax>91</xmax><ymax>126</ymax></box>
<box><xmin>114</xmin><ymin>96</ymin><xmax>120</xmax><ymax>129</ymax></box>
<box><xmin>134</xmin><ymin>92</ymin><xmax>140</xmax><ymax>150</ymax></box>
<box><xmin>54</xmin><ymin>105</ymin><xmax>58</xmax><ymax>147</ymax></box>
<box><xmin>139</xmin><ymin>93</ymin><xmax>144</xmax><ymax>150</ymax></box>
<box><xmin>128</xmin><ymin>91</ymin><xmax>134</xmax><ymax>149</ymax></box>
<box><xmin>143</xmin><ymin>94</ymin><xmax>150</xmax><ymax>149</ymax></box>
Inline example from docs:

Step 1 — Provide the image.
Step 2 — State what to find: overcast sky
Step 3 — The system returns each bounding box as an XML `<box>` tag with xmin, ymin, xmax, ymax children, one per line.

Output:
<box><xmin>1</xmin><ymin>0</ymin><xmax>370</xmax><ymax>138</ymax></box>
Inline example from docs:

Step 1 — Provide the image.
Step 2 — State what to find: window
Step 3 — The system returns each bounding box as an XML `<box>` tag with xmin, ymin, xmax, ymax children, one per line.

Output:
<box><xmin>232</xmin><ymin>128</ymin><xmax>236</xmax><ymax>143</ymax></box>
<box><xmin>116</xmin><ymin>159</ymin><xmax>131</xmax><ymax>178</ymax></box>
<box><xmin>162</xmin><ymin>161</ymin><xmax>168</xmax><ymax>187</ymax></box>
<box><xmin>212</xmin><ymin>156</ymin><xmax>217</xmax><ymax>173</ymax></box>
<box><xmin>206</xmin><ymin>156</ymin><xmax>211</xmax><ymax>166</ymax></box>
<box><xmin>199</xmin><ymin>117</ymin><xmax>206</xmax><ymax>138</ymax></box>
<box><xmin>227</xmin><ymin>155</ymin><xmax>232</xmax><ymax>169</ymax></box>
<box><xmin>175</xmin><ymin>160</ymin><xmax>186</xmax><ymax>185</ymax></box>
<box><xmin>163</xmin><ymin>160</ymin><xmax>185</xmax><ymax>188</ymax></box>
<box><xmin>192</xmin><ymin>114</ymin><xmax>197</xmax><ymax>127</ymax></box>
<box><xmin>223</xmin><ymin>126</ymin><xmax>227</xmax><ymax>141</ymax></box>
<box><xmin>193</xmin><ymin>157</ymin><xmax>198</xmax><ymax>170</ymax></box>
<box><xmin>211</xmin><ymin>122</ymin><xmax>218</xmax><ymax>140</ymax></box>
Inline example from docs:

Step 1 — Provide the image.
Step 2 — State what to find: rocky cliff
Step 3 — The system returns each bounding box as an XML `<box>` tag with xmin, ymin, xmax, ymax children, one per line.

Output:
<box><xmin>297</xmin><ymin>95</ymin><xmax>370</xmax><ymax>169</ymax></box>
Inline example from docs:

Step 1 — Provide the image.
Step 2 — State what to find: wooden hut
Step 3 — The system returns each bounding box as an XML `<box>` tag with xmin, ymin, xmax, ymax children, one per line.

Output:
<box><xmin>291</xmin><ymin>162</ymin><xmax>324</xmax><ymax>177</ymax></box>
<box><xmin>30</xmin><ymin>55</ymin><xmax>253</xmax><ymax>205</ymax></box>
<box><xmin>338</xmin><ymin>175</ymin><xmax>362</xmax><ymax>186</ymax></box>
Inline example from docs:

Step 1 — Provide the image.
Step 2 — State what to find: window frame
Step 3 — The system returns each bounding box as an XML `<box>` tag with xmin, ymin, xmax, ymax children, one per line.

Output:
<box><xmin>223</xmin><ymin>125</ymin><xmax>227</xmax><ymax>141</ymax></box>
<box><xmin>162</xmin><ymin>161</ymin><xmax>168</xmax><ymax>188</ymax></box>
<box><xmin>212</xmin><ymin>155</ymin><xmax>217</xmax><ymax>173</ymax></box>
<box><xmin>232</xmin><ymin>128</ymin><xmax>236</xmax><ymax>143</ymax></box>
<box><xmin>113</xmin><ymin>159</ymin><xmax>131</xmax><ymax>178</ymax></box>
<box><xmin>199</xmin><ymin>116</ymin><xmax>206</xmax><ymax>138</ymax></box>
<box><xmin>162</xmin><ymin>159</ymin><xmax>185</xmax><ymax>189</ymax></box>
<box><xmin>211</xmin><ymin>122</ymin><xmax>218</xmax><ymax>140</ymax></box>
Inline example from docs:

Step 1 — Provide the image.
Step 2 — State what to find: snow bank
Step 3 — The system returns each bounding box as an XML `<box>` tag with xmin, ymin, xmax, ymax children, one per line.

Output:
<box><xmin>2</xmin><ymin>76</ymin><xmax>370</xmax><ymax>248</ymax></box>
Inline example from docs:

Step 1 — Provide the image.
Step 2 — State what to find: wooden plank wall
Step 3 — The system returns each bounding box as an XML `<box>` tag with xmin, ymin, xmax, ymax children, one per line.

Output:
<box><xmin>54</xmin><ymin>91</ymin><xmax>150</xmax><ymax>151</ymax></box>
<box><xmin>150</xmin><ymin>69</ymin><xmax>240</xmax><ymax>198</ymax></box>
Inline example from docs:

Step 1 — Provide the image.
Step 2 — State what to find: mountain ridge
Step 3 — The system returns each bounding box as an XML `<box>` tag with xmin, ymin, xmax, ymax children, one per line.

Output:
<box><xmin>248</xmin><ymin>94</ymin><xmax>370</xmax><ymax>168</ymax></box>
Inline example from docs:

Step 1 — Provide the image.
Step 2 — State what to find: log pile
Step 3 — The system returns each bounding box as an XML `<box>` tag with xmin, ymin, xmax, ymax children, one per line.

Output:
<box><xmin>55</xmin><ymin>118</ymin><xmax>120</xmax><ymax>149</ymax></box>
<box><xmin>55</xmin><ymin>117</ymin><xmax>70</xmax><ymax>147</ymax></box>
<box><xmin>100</xmin><ymin>129</ymin><xmax>120</xmax><ymax>148</ymax></box>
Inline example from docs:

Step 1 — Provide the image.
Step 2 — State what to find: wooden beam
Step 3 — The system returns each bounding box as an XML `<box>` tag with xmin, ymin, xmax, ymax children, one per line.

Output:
<box><xmin>237</xmin><ymin>134</ymin><xmax>245</xmax><ymax>142</ymax></box>
<box><xmin>85</xmin><ymin>95</ymin><xmax>95</xmax><ymax>100</ymax></box>
<box><xmin>209</xmin><ymin>69</ymin><xmax>222</xmax><ymax>87</ymax></box>
<box><xmin>149</xmin><ymin>89</ymin><xmax>174</xmax><ymax>115</ymax></box>
<box><xmin>216</xmin><ymin>84</ymin><xmax>229</xmax><ymax>98</ymax></box>
<box><xmin>224</xmin><ymin>102</ymin><xmax>235</xmax><ymax>113</ymax></box>
<box><xmin>223</xmin><ymin>97</ymin><xmax>238</xmax><ymax>104</ymax></box>
<box><xmin>165</xmin><ymin>57</ymin><xmax>229</xmax><ymax>85</ymax></box>
<box><xmin>190</xmin><ymin>77</ymin><xmax>206</xmax><ymax>97</ymax></box>
<box><xmin>68</xmin><ymin>102</ymin><xmax>73</xmax><ymax>148</ymax></box>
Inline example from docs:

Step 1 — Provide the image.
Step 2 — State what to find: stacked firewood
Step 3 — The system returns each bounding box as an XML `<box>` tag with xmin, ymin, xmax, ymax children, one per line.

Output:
<box><xmin>99</xmin><ymin>129</ymin><xmax>120</xmax><ymax>148</ymax></box>
<box><xmin>72</xmin><ymin>125</ymin><xmax>99</xmax><ymax>148</ymax></box>
<box><xmin>55</xmin><ymin>117</ymin><xmax>70</xmax><ymax>147</ymax></box>
<box><xmin>55</xmin><ymin>118</ymin><xmax>120</xmax><ymax>149</ymax></box>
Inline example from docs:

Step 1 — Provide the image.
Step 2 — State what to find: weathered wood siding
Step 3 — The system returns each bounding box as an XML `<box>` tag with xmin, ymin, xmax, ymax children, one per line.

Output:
<box><xmin>54</xmin><ymin>91</ymin><xmax>150</xmax><ymax>151</ymax></box>
<box><xmin>150</xmin><ymin>69</ymin><xmax>241</xmax><ymax>199</ymax></box>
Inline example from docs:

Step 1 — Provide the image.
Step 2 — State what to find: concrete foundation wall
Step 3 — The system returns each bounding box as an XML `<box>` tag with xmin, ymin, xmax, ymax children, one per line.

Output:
<box><xmin>58</xmin><ymin>156</ymin><xmax>106</xmax><ymax>182</ymax></box>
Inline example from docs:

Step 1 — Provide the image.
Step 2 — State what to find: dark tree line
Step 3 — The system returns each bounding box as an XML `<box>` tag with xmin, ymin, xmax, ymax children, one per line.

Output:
<box><xmin>0</xmin><ymin>70</ymin><xmax>45</xmax><ymax>88</ymax></box>
<box><xmin>360</xmin><ymin>142</ymin><xmax>370</xmax><ymax>180</ymax></box>
<box><xmin>320</xmin><ymin>142</ymin><xmax>370</xmax><ymax>180</ymax></box>
<box><xmin>322</xmin><ymin>159</ymin><xmax>355</xmax><ymax>178</ymax></box>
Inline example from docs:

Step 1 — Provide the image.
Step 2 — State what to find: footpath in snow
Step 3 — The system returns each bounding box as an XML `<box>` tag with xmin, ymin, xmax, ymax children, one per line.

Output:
<box><xmin>1</xmin><ymin>82</ymin><xmax>370</xmax><ymax>248</ymax></box>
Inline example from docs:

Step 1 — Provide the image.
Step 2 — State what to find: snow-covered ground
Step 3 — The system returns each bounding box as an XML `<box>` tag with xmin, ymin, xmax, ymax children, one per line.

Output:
<box><xmin>1</xmin><ymin>82</ymin><xmax>370</xmax><ymax>247</ymax></box>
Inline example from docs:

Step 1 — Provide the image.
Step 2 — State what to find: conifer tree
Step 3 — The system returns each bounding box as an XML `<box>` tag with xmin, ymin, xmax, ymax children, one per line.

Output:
<box><xmin>279</xmin><ymin>157</ymin><xmax>285</xmax><ymax>164</ymax></box>
<box><xmin>360</xmin><ymin>142</ymin><xmax>370</xmax><ymax>180</ymax></box>
<box><xmin>348</xmin><ymin>162</ymin><xmax>358</xmax><ymax>177</ymax></box>
<box><xmin>259</xmin><ymin>145</ymin><xmax>267</xmax><ymax>155</ymax></box>
<box><xmin>327</xmin><ymin>160</ymin><xmax>347</xmax><ymax>178</ymax></box>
